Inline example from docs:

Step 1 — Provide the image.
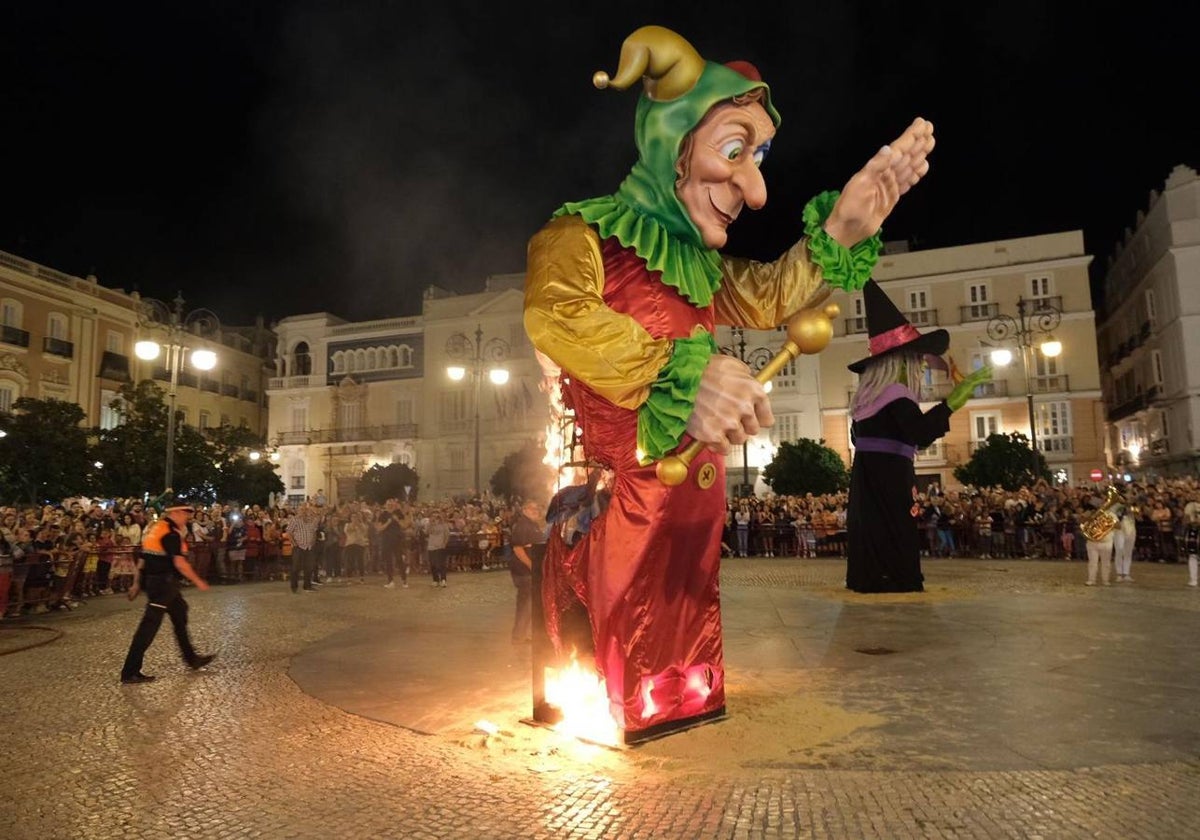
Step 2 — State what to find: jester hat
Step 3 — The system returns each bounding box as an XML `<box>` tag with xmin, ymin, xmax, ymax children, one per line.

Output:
<box><xmin>593</xmin><ymin>25</ymin><xmax>781</xmax><ymax>248</ymax></box>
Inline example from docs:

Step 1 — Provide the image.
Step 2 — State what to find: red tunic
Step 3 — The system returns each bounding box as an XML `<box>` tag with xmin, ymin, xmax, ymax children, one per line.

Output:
<box><xmin>548</xmin><ymin>238</ymin><xmax>727</xmax><ymax>737</ymax></box>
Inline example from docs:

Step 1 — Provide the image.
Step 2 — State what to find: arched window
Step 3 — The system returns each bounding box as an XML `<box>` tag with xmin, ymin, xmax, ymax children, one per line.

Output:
<box><xmin>366</xmin><ymin>348</ymin><xmax>377</xmax><ymax>370</ymax></box>
<box><xmin>293</xmin><ymin>342</ymin><xmax>312</xmax><ymax>376</ymax></box>
<box><xmin>47</xmin><ymin>313</ymin><xmax>68</xmax><ymax>340</ymax></box>
<box><xmin>399</xmin><ymin>345</ymin><xmax>413</xmax><ymax>368</ymax></box>
<box><xmin>386</xmin><ymin>347</ymin><xmax>398</xmax><ymax>368</ymax></box>
<box><xmin>355</xmin><ymin>349</ymin><xmax>366</xmax><ymax>371</ymax></box>
<box><xmin>1</xmin><ymin>299</ymin><xmax>22</xmax><ymax>328</ymax></box>
<box><xmin>287</xmin><ymin>459</ymin><xmax>306</xmax><ymax>491</ymax></box>
<box><xmin>331</xmin><ymin>351</ymin><xmax>345</xmax><ymax>374</ymax></box>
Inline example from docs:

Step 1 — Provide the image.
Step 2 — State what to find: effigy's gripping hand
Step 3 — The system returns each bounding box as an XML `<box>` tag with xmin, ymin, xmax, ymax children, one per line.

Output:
<box><xmin>947</xmin><ymin>365</ymin><xmax>992</xmax><ymax>412</ymax></box>
<box><xmin>823</xmin><ymin>117</ymin><xmax>935</xmax><ymax>248</ymax></box>
<box><xmin>685</xmin><ymin>354</ymin><xmax>774</xmax><ymax>454</ymax></box>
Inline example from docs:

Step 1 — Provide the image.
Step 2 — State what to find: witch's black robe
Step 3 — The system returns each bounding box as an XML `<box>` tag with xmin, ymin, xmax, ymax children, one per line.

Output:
<box><xmin>846</xmin><ymin>384</ymin><xmax>952</xmax><ymax>593</ymax></box>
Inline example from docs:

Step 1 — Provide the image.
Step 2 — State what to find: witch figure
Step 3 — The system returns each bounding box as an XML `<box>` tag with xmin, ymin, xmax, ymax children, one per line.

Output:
<box><xmin>845</xmin><ymin>280</ymin><xmax>991</xmax><ymax>593</ymax></box>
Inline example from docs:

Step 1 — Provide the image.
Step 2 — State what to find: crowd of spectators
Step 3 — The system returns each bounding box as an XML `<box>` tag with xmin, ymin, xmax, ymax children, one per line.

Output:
<box><xmin>0</xmin><ymin>494</ymin><xmax>524</xmax><ymax>617</ymax></box>
<box><xmin>724</xmin><ymin>476</ymin><xmax>1200</xmax><ymax>563</ymax></box>
<box><xmin>3</xmin><ymin>475</ymin><xmax>1198</xmax><ymax>618</ymax></box>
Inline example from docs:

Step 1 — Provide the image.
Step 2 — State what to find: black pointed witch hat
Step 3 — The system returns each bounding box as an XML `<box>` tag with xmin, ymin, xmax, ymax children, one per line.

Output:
<box><xmin>847</xmin><ymin>280</ymin><xmax>949</xmax><ymax>374</ymax></box>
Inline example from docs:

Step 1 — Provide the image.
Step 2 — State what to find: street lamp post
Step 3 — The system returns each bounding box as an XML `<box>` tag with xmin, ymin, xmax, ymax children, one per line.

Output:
<box><xmin>445</xmin><ymin>324</ymin><xmax>510</xmax><ymax>495</ymax></box>
<box><xmin>134</xmin><ymin>293</ymin><xmax>221</xmax><ymax>493</ymax></box>
<box><xmin>721</xmin><ymin>327</ymin><xmax>774</xmax><ymax>496</ymax></box>
<box><xmin>985</xmin><ymin>296</ymin><xmax>1063</xmax><ymax>476</ymax></box>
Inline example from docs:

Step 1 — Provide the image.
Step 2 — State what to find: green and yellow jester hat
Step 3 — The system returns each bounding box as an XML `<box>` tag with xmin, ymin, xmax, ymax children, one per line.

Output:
<box><xmin>555</xmin><ymin>26</ymin><xmax>781</xmax><ymax>306</ymax></box>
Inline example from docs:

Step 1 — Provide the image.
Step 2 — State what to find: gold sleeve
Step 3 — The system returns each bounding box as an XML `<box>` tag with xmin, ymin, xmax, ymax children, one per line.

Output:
<box><xmin>712</xmin><ymin>237</ymin><xmax>828</xmax><ymax>329</ymax></box>
<box><xmin>524</xmin><ymin>215</ymin><xmax>673</xmax><ymax>410</ymax></box>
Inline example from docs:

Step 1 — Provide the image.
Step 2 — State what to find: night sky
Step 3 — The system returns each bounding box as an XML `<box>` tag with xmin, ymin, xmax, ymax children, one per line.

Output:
<box><xmin>2</xmin><ymin>1</ymin><xmax>1192</xmax><ymax>325</ymax></box>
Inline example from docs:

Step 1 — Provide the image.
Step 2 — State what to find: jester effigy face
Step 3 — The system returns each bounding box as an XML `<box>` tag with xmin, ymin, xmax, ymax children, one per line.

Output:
<box><xmin>675</xmin><ymin>98</ymin><xmax>775</xmax><ymax>249</ymax></box>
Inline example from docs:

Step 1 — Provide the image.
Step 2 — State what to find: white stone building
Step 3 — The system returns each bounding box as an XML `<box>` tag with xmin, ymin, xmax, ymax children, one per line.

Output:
<box><xmin>1098</xmin><ymin>164</ymin><xmax>1200</xmax><ymax>476</ymax></box>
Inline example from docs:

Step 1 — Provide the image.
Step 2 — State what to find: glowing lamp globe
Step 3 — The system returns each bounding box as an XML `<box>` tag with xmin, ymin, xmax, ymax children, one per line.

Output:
<box><xmin>191</xmin><ymin>348</ymin><xmax>217</xmax><ymax>370</ymax></box>
<box><xmin>135</xmin><ymin>340</ymin><xmax>162</xmax><ymax>361</ymax></box>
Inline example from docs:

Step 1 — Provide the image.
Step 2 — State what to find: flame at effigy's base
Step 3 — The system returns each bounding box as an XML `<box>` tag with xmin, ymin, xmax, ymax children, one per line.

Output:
<box><xmin>543</xmin><ymin>653</ymin><xmax>622</xmax><ymax>747</ymax></box>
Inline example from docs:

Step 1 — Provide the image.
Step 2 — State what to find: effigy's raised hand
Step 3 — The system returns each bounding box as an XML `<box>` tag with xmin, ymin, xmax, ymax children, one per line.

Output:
<box><xmin>823</xmin><ymin>117</ymin><xmax>935</xmax><ymax>248</ymax></box>
<box><xmin>685</xmin><ymin>354</ymin><xmax>774</xmax><ymax>454</ymax></box>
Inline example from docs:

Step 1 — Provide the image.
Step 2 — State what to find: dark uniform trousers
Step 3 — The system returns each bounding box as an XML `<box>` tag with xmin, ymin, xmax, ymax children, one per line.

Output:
<box><xmin>120</xmin><ymin>573</ymin><xmax>200</xmax><ymax>678</ymax></box>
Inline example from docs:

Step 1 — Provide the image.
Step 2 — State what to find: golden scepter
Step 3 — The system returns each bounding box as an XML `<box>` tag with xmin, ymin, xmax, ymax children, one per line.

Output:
<box><xmin>656</xmin><ymin>295</ymin><xmax>842</xmax><ymax>487</ymax></box>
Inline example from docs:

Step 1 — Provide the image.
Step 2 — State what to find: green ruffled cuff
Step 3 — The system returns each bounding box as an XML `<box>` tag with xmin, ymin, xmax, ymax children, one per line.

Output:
<box><xmin>802</xmin><ymin>190</ymin><xmax>882</xmax><ymax>292</ymax></box>
<box><xmin>636</xmin><ymin>331</ymin><xmax>719</xmax><ymax>463</ymax></box>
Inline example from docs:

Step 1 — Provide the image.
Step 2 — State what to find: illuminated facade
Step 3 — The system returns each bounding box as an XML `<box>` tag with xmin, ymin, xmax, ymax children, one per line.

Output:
<box><xmin>816</xmin><ymin>231</ymin><xmax>1106</xmax><ymax>489</ymax></box>
<box><xmin>266</xmin><ymin>274</ymin><xmax>544</xmax><ymax>504</ymax></box>
<box><xmin>0</xmin><ymin>250</ymin><xmax>271</xmax><ymax>438</ymax></box>
<box><xmin>1097</xmin><ymin>164</ymin><xmax>1200</xmax><ymax>476</ymax></box>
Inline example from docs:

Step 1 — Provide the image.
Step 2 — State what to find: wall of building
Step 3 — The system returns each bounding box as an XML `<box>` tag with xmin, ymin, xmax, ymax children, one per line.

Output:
<box><xmin>0</xmin><ymin>251</ymin><xmax>271</xmax><ymax>447</ymax></box>
<box><xmin>817</xmin><ymin>230</ymin><xmax>1104</xmax><ymax>489</ymax></box>
<box><xmin>1098</xmin><ymin>165</ymin><xmax>1200</xmax><ymax>477</ymax></box>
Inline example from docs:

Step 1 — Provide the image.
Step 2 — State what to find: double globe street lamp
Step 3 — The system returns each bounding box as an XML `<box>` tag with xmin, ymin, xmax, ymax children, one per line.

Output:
<box><xmin>985</xmin><ymin>296</ymin><xmax>1063</xmax><ymax>474</ymax></box>
<box><xmin>445</xmin><ymin>325</ymin><xmax>510</xmax><ymax>494</ymax></box>
<box><xmin>133</xmin><ymin>293</ymin><xmax>222</xmax><ymax>492</ymax></box>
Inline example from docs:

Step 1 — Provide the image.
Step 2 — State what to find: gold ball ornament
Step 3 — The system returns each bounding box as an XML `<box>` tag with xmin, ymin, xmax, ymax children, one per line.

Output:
<box><xmin>655</xmin><ymin>455</ymin><xmax>688</xmax><ymax>487</ymax></box>
<box><xmin>788</xmin><ymin>303</ymin><xmax>840</xmax><ymax>355</ymax></box>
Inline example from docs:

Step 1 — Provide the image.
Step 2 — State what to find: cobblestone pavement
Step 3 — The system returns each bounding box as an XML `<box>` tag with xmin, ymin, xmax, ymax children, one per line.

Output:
<box><xmin>1</xmin><ymin>556</ymin><xmax>1198</xmax><ymax>839</ymax></box>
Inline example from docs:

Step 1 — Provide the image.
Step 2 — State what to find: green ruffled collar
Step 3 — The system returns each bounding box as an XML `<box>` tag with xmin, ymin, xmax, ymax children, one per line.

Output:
<box><xmin>553</xmin><ymin>194</ymin><xmax>723</xmax><ymax>308</ymax></box>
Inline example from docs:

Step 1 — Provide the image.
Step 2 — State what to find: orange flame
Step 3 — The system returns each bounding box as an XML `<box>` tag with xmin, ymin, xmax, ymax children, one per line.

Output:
<box><xmin>543</xmin><ymin>652</ymin><xmax>621</xmax><ymax>746</ymax></box>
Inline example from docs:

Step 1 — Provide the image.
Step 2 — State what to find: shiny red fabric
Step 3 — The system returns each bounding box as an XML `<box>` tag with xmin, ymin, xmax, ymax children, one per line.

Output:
<box><xmin>543</xmin><ymin>240</ymin><xmax>727</xmax><ymax>735</ymax></box>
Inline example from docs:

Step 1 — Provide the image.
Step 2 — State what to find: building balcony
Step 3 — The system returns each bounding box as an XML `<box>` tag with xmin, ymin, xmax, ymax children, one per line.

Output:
<box><xmin>1031</xmin><ymin>374</ymin><xmax>1069</xmax><ymax>393</ymax></box>
<box><xmin>904</xmin><ymin>308</ymin><xmax>939</xmax><ymax>327</ymax></box>
<box><xmin>220</xmin><ymin>383</ymin><xmax>239</xmax><ymax>397</ymax></box>
<box><xmin>42</xmin><ymin>336</ymin><xmax>74</xmax><ymax>358</ymax></box>
<box><xmin>274</xmin><ymin>424</ymin><xmax>419</xmax><ymax>446</ymax></box>
<box><xmin>97</xmin><ymin>351</ymin><xmax>132</xmax><ymax>383</ymax></box>
<box><xmin>918</xmin><ymin>382</ymin><xmax>954</xmax><ymax>402</ymax></box>
<box><xmin>200</xmin><ymin>379</ymin><xmax>220</xmax><ymax>394</ymax></box>
<box><xmin>267</xmin><ymin>374</ymin><xmax>323</xmax><ymax>390</ymax></box>
<box><xmin>240</xmin><ymin>388</ymin><xmax>259</xmax><ymax>403</ymax></box>
<box><xmin>1107</xmin><ymin>393</ymin><xmax>1148</xmax><ymax>423</ymax></box>
<box><xmin>0</xmin><ymin>324</ymin><xmax>30</xmax><ymax>348</ymax></box>
<box><xmin>960</xmin><ymin>302</ymin><xmax>999</xmax><ymax>322</ymax></box>
<box><xmin>973</xmin><ymin>380</ymin><xmax>1008</xmax><ymax>398</ymax></box>
<box><xmin>1030</xmin><ymin>295</ymin><xmax>1063</xmax><ymax>313</ymax></box>
<box><xmin>915</xmin><ymin>442</ymin><xmax>944</xmax><ymax>463</ymax></box>
<box><xmin>1039</xmin><ymin>436</ymin><xmax>1073</xmax><ymax>456</ymax></box>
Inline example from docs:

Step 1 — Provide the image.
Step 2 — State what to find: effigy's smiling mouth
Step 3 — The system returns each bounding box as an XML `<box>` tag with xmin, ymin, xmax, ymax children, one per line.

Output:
<box><xmin>708</xmin><ymin>193</ymin><xmax>738</xmax><ymax>225</ymax></box>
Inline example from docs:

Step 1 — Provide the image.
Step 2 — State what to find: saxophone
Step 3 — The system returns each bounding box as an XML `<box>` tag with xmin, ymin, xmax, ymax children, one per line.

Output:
<box><xmin>1080</xmin><ymin>485</ymin><xmax>1121</xmax><ymax>541</ymax></box>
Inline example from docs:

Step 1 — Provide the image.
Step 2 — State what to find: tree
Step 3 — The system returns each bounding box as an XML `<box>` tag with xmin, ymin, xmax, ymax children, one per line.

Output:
<box><xmin>762</xmin><ymin>438</ymin><xmax>849</xmax><ymax>496</ymax></box>
<box><xmin>91</xmin><ymin>381</ymin><xmax>171</xmax><ymax>496</ymax></box>
<box><xmin>92</xmin><ymin>381</ymin><xmax>282</xmax><ymax>503</ymax></box>
<box><xmin>357</xmin><ymin>462</ymin><xmax>420</xmax><ymax>504</ymax></box>
<box><xmin>0</xmin><ymin>397</ymin><xmax>96</xmax><ymax>504</ymax></box>
<box><xmin>953</xmin><ymin>432</ymin><xmax>1050</xmax><ymax>491</ymax></box>
<box><xmin>207</xmin><ymin>425</ymin><xmax>284</xmax><ymax>505</ymax></box>
<box><xmin>490</xmin><ymin>439</ymin><xmax>556</xmax><ymax>503</ymax></box>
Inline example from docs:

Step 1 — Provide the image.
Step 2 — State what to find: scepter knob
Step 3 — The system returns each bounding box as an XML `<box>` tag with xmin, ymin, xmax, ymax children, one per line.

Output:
<box><xmin>786</xmin><ymin>303</ymin><xmax>840</xmax><ymax>356</ymax></box>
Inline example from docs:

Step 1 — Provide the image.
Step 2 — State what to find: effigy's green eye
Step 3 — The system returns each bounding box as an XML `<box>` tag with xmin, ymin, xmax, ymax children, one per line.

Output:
<box><xmin>719</xmin><ymin>139</ymin><xmax>744</xmax><ymax>161</ymax></box>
